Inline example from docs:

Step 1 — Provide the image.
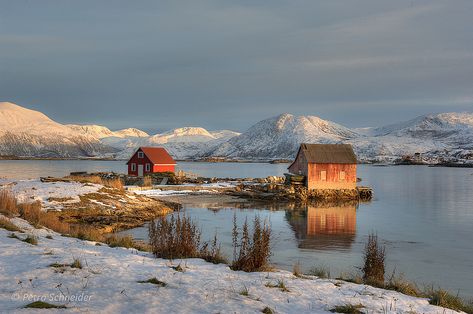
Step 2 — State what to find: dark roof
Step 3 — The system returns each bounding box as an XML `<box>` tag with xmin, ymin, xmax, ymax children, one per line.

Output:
<box><xmin>299</xmin><ymin>143</ymin><xmax>357</xmax><ymax>164</ymax></box>
<box><xmin>127</xmin><ymin>147</ymin><xmax>176</xmax><ymax>165</ymax></box>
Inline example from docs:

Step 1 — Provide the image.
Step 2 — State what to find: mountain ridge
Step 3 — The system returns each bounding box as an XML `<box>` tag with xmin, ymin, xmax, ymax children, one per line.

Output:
<box><xmin>0</xmin><ymin>102</ymin><xmax>471</xmax><ymax>163</ymax></box>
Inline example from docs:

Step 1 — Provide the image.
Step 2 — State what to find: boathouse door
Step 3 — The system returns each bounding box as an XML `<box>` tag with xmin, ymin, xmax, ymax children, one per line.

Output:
<box><xmin>138</xmin><ymin>164</ymin><xmax>144</xmax><ymax>176</ymax></box>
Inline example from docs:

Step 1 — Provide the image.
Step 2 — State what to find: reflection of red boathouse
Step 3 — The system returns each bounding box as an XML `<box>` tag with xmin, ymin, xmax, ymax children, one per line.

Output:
<box><xmin>306</xmin><ymin>205</ymin><xmax>356</xmax><ymax>236</ymax></box>
<box><xmin>285</xmin><ymin>202</ymin><xmax>357</xmax><ymax>250</ymax></box>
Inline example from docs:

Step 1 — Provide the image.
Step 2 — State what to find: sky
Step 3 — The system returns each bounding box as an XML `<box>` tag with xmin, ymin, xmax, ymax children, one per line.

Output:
<box><xmin>1</xmin><ymin>0</ymin><xmax>472</xmax><ymax>133</ymax></box>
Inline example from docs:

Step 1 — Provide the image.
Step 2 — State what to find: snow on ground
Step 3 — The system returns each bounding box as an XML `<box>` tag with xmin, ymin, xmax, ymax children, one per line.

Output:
<box><xmin>130</xmin><ymin>182</ymin><xmax>239</xmax><ymax>196</ymax></box>
<box><xmin>0</xmin><ymin>216</ymin><xmax>461</xmax><ymax>314</ymax></box>
<box><xmin>0</xmin><ymin>179</ymin><xmax>101</xmax><ymax>210</ymax></box>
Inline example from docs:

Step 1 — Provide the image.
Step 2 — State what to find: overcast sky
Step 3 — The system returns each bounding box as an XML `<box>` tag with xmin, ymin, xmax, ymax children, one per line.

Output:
<box><xmin>1</xmin><ymin>0</ymin><xmax>472</xmax><ymax>133</ymax></box>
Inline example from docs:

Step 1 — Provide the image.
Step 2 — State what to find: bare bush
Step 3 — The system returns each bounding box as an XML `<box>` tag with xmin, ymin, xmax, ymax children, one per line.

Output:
<box><xmin>0</xmin><ymin>189</ymin><xmax>18</xmax><ymax>216</ymax></box>
<box><xmin>148</xmin><ymin>213</ymin><xmax>227</xmax><ymax>264</ymax></box>
<box><xmin>362</xmin><ymin>233</ymin><xmax>385</xmax><ymax>285</ymax></box>
<box><xmin>231</xmin><ymin>215</ymin><xmax>271</xmax><ymax>272</ymax></box>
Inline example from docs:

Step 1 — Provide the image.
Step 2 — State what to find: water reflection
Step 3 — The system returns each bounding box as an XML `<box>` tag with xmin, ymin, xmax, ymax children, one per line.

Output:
<box><xmin>286</xmin><ymin>201</ymin><xmax>358</xmax><ymax>251</ymax></box>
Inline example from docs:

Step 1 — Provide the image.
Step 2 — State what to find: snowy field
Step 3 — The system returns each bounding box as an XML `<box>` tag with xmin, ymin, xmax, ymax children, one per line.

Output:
<box><xmin>0</xmin><ymin>216</ymin><xmax>461</xmax><ymax>314</ymax></box>
<box><xmin>0</xmin><ymin>179</ymin><xmax>101</xmax><ymax>210</ymax></box>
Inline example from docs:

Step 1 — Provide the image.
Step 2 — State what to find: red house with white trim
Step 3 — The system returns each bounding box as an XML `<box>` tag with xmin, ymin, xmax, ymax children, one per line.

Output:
<box><xmin>126</xmin><ymin>147</ymin><xmax>176</xmax><ymax>176</ymax></box>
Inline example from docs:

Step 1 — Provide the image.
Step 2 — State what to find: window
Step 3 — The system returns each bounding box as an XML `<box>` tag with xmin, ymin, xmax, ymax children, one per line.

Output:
<box><xmin>339</xmin><ymin>171</ymin><xmax>346</xmax><ymax>181</ymax></box>
<box><xmin>138</xmin><ymin>151</ymin><xmax>144</xmax><ymax>158</ymax></box>
<box><xmin>131</xmin><ymin>163</ymin><xmax>136</xmax><ymax>171</ymax></box>
<box><xmin>320</xmin><ymin>170</ymin><xmax>327</xmax><ymax>181</ymax></box>
<box><xmin>145</xmin><ymin>163</ymin><xmax>151</xmax><ymax>172</ymax></box>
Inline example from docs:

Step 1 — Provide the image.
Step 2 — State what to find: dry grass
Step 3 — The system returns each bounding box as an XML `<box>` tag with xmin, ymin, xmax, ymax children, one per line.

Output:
<box><xmin>362</xmin><ymin>233</ymin><xmax>385</xmax><ymax>286</ymax></box>
<box><xmin>293</xmin><ymin>262</ymin><xmax>302</xmax><ymax>278</ymax></box>
<box><xmin>23</xmin><ymin>235</ymin><xmax>38</xmax><ymax>245</ymax></box>
<box><xmin>71</xmin><ymin>258</ymin><xmax>82</xmax><ymax>269</ymax></box>
<box><xmin>68</xmin><ymin>175</ymin><xmax>124</xmax><ymax>190</ymax></box>
<box><xmin>265</xmin><ymin>279</ymin><xmax>289</xmax><ymax>292</ymax></box>
<box><xmin>149</xmin><ymin>214</ymin><xmax>227</xmax><ymax>264</ymax></box>
<box><xmin>24</xmin><ymin>301</ymin><xmax>66</xmax><ymax>309</ymax></box>
<box><xmin>142</xmin><ymin>176</ymin><xmax>153</xmax><ymax>187</ymax></box>
<box><xmin>0</xmin><ymin>189</ymin><xmax>18</xmax><ymax>216</ymax></box>
<box><xmin>308</xmin><ymin>265</ymin><xmax>331</xmax><ymax>279</ymax></box>
<box><xmin>330</xmin><ymin>304</ymin><xmax>364</xmax><ymax>313</ymax></box>
<box><xmin>137</xmin><ymin>277</ymin><xmax>167</xmax><ymax>287</ymax></box>
<box><xmin>231</xmin><ymin>215</ymin><xmax>271</xmax><ymax>272</ymax></box>
<box><xmin>0</xmin><ymin>217</ymin><xmax>22</xmax><ymax>232</ymax></box>
<box><xmin>428</xmin><ymin>288</ymin><xmax>473</xmax><ymax>314</ymax></box>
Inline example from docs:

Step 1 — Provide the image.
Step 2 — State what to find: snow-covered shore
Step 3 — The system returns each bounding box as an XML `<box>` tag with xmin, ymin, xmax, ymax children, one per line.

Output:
<box><xmin>0</xmin><ymin>216</ymin><xmax>461</xmax><ymax>313</ymax></box>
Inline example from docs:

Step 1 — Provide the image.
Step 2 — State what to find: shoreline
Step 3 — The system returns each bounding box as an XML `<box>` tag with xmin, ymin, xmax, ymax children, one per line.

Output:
<box><xmin>0</xmin><ymin>214</ymin><xmax>465</xmax><ymax>313</ymax></box>
<box><xmin>2</xmin><ymin>156</ymin><xmax>473</xmax><ymax>167</ymax></box>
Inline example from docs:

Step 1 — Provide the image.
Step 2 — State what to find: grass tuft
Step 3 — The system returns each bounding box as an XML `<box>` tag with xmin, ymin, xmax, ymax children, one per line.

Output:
<box><xmin>262</xmin><ymin>306</ymin><xmax>274</xmax><ymax>314</ymax></box>
<box><xmin>265</xmin><ymin>279</ymin><xmax>289</xmax><ymax>292</ymax></box>
<box><xmin>0</xmin><ymin>217</ymin><xmax>22</xmax><ymax>232</ymax></box>
<box><xmin>24</xmin><ymin>301</ymin><xmax>66</xmax><ymax>309</ymax></box>
<box><xmin>308</xmin><ymin>265</ymin><xmax>331</xmax><ymax>279</ymax></box>
<box><xmin>171</xmin><ymin>264</ymin><xmax>184</xmax><ymax>272</ymax></box>
<box><xmin>0</xmin><ymin>189</ymin><xmax>18</xmax><ymax>216</ymax></box>
<box><xmin>137</xmin><ymin>277</ymin><xmax>167</xmax><ymax>287</ymax></box>
<box><xmin>23</xmin><ymin>235</ymin><xmax>38</xmax><ymax>245</ymax></box>
<box><xmin>428</xmin><ymin>288</ymin><xmax>473</xmax><ymax>313</ymax></box>
<box><xmin>330</xmin><ymin>303</ymin><xmax>364</xmax><ymax>313</ymax></box>
<box><xmin>70</xmin><ymin>258</ymin><xmax>82</xmax><ymax>269</ymax></box>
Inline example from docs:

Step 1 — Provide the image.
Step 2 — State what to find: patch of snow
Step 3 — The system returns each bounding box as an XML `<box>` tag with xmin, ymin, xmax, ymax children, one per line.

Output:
<box><xmin>0</xmin><ymin>179</ymin><xmax>101</xmax><ymax>210</ymax></box>
<box><xmin>0</xmin><ymin>217</ymin><xmax>461</xmax><ymax>313</ymax></box>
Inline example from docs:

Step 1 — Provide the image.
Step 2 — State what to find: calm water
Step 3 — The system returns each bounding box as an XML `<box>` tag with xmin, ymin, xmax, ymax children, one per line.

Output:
<box><xmin>0</xmin><ymin>160</ymin><xmax>288</xmax><ymax>179</ymax></box>
<box><xmin>1</xmin><ymin>160</ymin><xmax>472</xmax><ymax>297</ymax></box>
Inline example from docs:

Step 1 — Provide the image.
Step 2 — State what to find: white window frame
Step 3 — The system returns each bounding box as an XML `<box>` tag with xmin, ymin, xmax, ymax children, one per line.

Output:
<box><xmin>339</xmin><ymin>171</ymin><xmax>346</xmax><ymax>181</ymax></box>
<box><xmin>137</xmin><ymin>151</ymin><xmax>144</xmax><ymax>159</ymax></box>
<box><xmin>320</xmin><ymin>170</ymin><xmax>327</xmax><ymax>181</ymax></box>
<box><xmin>131</xmin><ymin>163</ymin><xmax>136</xmax><ymax>171</ymax></box>
<box><xmin>145</xmin><ymin>163</ymin><xmax>151</xmax><ymax>172</ymax></box>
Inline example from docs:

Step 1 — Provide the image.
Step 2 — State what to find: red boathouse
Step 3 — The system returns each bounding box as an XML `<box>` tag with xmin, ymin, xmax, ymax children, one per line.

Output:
<box><xmin>127</xmin><ymin>147</ymin><xmax>176</xmax><ymax>176</ymax></box>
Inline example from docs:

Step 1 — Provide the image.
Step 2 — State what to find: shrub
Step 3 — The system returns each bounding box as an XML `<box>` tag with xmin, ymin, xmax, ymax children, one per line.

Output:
<box><xmin>0</xmin><ymin>189</ymin><xmax>18</xmax><ymax>216</ymax></box>
<box><xmin>149</xmin><ymin>214</ymin><xmax>227</xmax><ymax>263</ymax></box>
<box><xmin>0</xmin><ymin>217</ymin><xmax>22</xmax><ymax>232</ymax></box>
<box><xmin>362</xmin><ymin>233</ymin><xmax>385</xmax><ymax>285</ymax></box>
<box><xmin>149</xmin><ymin>214</ymin><xmax>202</xmax><ymax>259</ymax></box>
<box><xmin>231</xmin><ymin>215</ymin><xmax>271</xmax><ymax>272</ymax></box>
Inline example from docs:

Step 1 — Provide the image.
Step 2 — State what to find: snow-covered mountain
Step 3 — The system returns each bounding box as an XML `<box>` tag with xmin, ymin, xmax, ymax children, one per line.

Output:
<box><xmin>1</xmin><ymin>102</ymin><xmax>471</xmax><ymax>163</ymax></box>
<box><xmin>206</xmin><ymin>113</ymin><xmax>358</xmax><ymax>159</ymax></box>
<box><xmin>104</xmin><ymin>127</ymin><xmax>241</xmax><ymax>159</ymax></box>
<box><xmin>205</xmin><ymin>112</ymin><xmax>473</xmax><ymax>163</ymax></box>
<box><xmin>0</xmin><ymin>102</ymin><xmax>116</xmax><ymax>158</ymax></box>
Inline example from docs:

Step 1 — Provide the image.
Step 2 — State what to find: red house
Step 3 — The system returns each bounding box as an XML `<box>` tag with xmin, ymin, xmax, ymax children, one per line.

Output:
<box><xmin>127</xmin><ymin>147</ymin><xmax>176</xmax><ymax>176</ymax></box>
